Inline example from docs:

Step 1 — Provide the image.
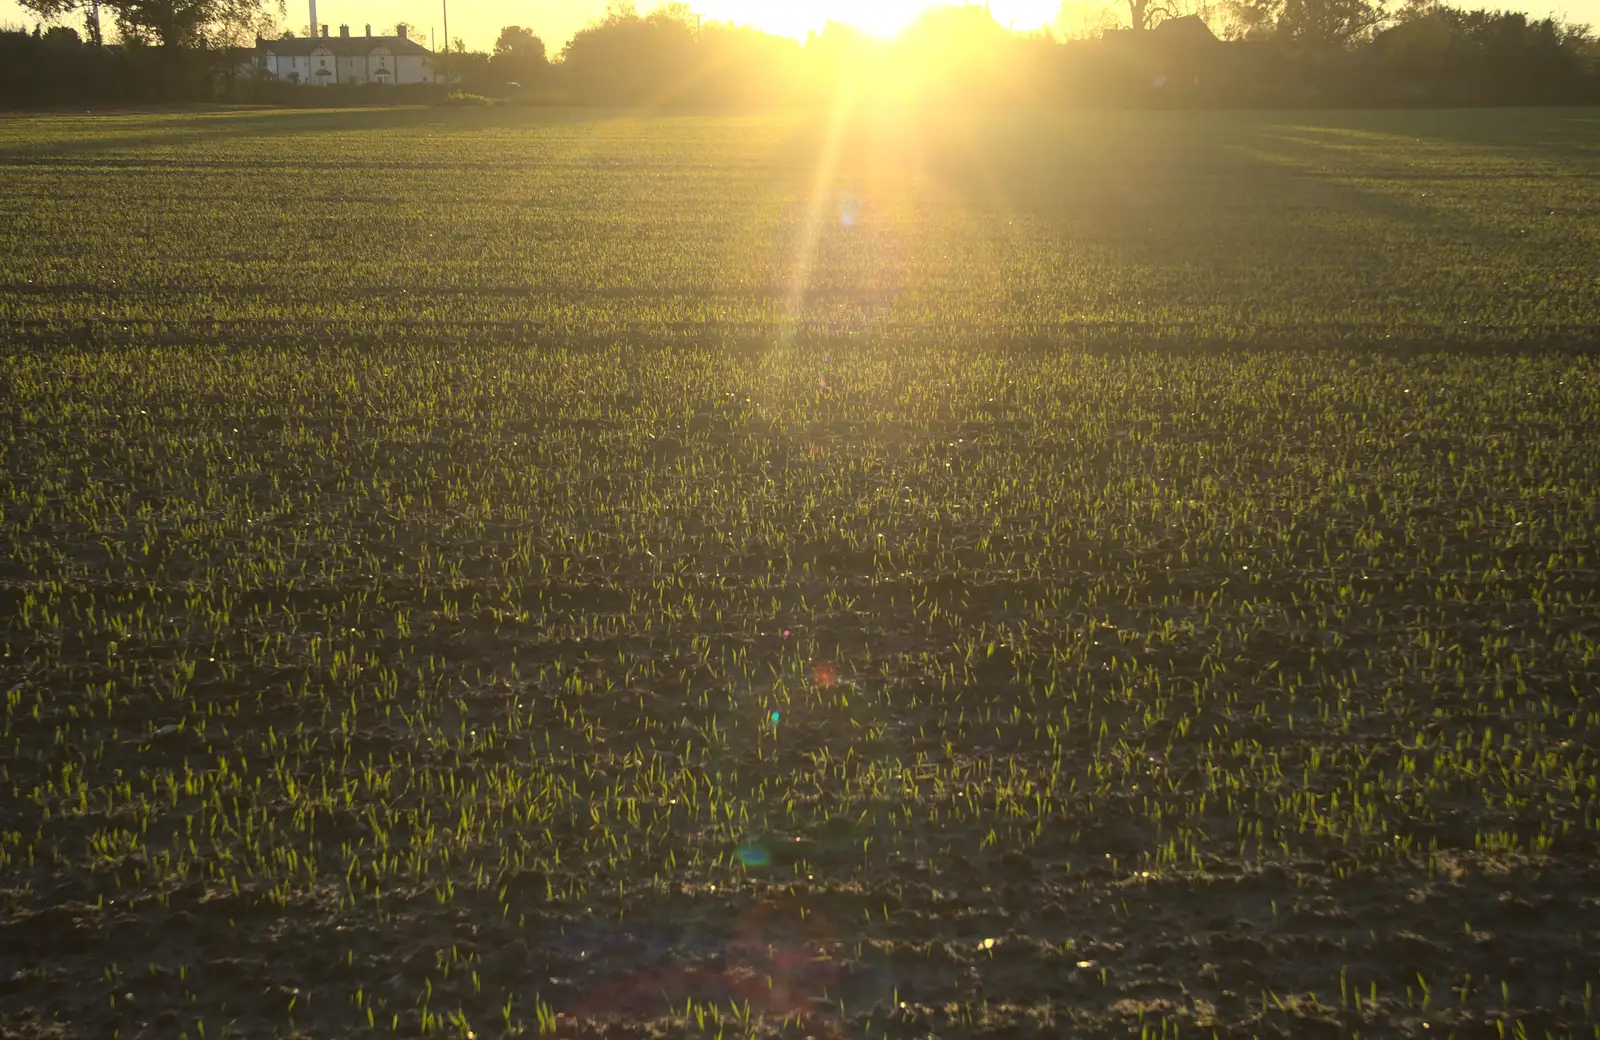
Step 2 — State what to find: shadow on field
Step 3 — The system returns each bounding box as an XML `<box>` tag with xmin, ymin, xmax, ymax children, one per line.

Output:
<box><xmin>1281</xmin><ymin>107</ymin><xmax>1600</xmax><ymax>159</ymax></box>
<box><xmin>0</xmin><ymin>105</ymin><xmax>615</xmax><ymax>160</ymax></box>
<box><xmin>1246</xmin><ymin>122</ymin><xmax>1595</xmax><ymax>262</ymax></box>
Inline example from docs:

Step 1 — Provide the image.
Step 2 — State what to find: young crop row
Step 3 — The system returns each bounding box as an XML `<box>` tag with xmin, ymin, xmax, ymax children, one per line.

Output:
<box><xmin>3</xmin><ymin>337</ymin><xmax>1599</xmax><ymax>1036</ymax></box>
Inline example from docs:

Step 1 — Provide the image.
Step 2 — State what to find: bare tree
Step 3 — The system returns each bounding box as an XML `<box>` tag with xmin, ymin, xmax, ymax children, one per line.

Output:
<box><xmin>1127</xmin><ymin>0</ymin><xmax>1173</xmax><ymax>29</ymax></box>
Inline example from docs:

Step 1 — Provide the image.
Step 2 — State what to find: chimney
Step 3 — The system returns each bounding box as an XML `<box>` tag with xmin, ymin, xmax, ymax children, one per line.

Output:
<box><xmin>338</xmin><ymin>23</ymin><xmax>348</xmax><ymax>37</ymax></box>
<box><xmin>307</xmin><ymin>0</ymin><xmax>316</xmax><ymax>42</ymax></box>
<box><xmin>364</xmin><ymin>23</ymin><xmax>371</xmax><ymax>36</ymax></box>
<box><xmin>320</xmin><ymin>24</ymin><xmax>329</xmax><ymax>36</ymax></box>
<box><xmin>396</xmin><ymin>23</ymin><xmax>407</xmax><ymax>39</ymax></box>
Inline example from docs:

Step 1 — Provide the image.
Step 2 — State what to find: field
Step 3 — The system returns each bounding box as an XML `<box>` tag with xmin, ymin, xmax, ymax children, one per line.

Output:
<box><xmin>1</xmin><ymin>105</ymin><xmax>1599</xmax><ymax>1039</ymax></box>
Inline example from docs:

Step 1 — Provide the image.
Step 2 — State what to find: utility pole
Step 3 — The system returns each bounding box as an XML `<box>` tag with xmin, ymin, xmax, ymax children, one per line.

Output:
<box><xmin>441</xmin><ymin>0</ymin><xmax>449</xmax><ymax>85</ymax></box>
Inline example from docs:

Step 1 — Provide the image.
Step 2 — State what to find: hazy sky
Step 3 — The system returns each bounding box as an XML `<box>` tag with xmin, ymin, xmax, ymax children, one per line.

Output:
<box><xmin>2</xmin><ymin>0</ymin><xmax>1595</xmax><ymax>52</ymax></box>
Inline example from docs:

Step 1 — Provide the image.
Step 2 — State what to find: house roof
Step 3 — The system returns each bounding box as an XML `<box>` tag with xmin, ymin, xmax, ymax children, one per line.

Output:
<box><xmin>1104</xmin><ymin>15</ymin><xmax>1220</xmax><ymax>51</ymax></box>
<box><xmin>257</xmin><ymin>34</ymin><xmax>432</xmax><ymax>56</ymax></box>
<box><xmin>1152</xmin><ymin>15</ymin><xmax>1220</xmax><ymax>43</ymax></box>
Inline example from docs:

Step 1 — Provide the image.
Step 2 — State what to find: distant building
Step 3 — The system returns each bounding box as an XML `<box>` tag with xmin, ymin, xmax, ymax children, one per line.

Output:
<box><xmin>1148</xmin><ymin>14</ymin><xmax>1221</xmax><ymax>47</ymax></box>
<box><xmin>254</xmin><ymin>23</ymin><xmax>439</xmax><ymax>86</ymax></box>
<box><xmin>1106</xmin><ymin>15</ymin><xmax>1221</xmax><ymax>90</ymax></box>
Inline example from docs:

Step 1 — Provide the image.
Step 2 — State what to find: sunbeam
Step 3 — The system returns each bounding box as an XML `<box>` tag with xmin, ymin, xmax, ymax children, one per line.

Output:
<box><xmin>777</xmin><ymin>61</ymin><xmax>861</xmax><ymax>347</ymax></box>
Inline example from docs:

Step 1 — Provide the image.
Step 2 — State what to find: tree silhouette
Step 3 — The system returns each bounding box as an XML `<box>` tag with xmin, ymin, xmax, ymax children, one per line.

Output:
<box><xmin>17</xmin><ymin>0</ymin><xmax>279</xmax><ymax>46</ymax></box>
<box><xmin>492</xmin><ymin>25</ymin><xmax>547</xmax><ymax>83</ymax></box>
<box><xmin>558</xmin><ymin>2</ymin><xmax>699</xmax><ymax>103</ymax></box>
<box><xmin>1229</xmin><ymin>0</ymin><xmax>1384</xmax><ymax>43</ymax></box>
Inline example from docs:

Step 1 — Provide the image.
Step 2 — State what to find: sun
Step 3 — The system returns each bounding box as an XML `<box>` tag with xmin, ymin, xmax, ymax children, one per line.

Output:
<box><xmin>688</xmin><ymin>0</ymin><xmax>1060</xmax><ymax>44</ymax></box>
<box><xmin>841</xmin><ymin>0</ymin><xmax>943</xmax><ymax>38</ymax></box>
<box><xmin>823</xmin><ymin>0</ymin><xmax>1068</xmax><ymax>39</ymax></box>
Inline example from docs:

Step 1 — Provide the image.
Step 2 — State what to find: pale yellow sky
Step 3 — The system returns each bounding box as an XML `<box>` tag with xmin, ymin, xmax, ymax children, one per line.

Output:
<box><xmin>2</xmin><ymin>0</ymin><xmax>1595</xmax><ymax>51</ymax></box>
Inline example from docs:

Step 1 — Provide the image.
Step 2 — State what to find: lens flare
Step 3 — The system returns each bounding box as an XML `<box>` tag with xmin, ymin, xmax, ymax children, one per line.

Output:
<box><xmin>735</xmin><ymin>842</ymin><xmax>771</xmax><ymax>867</ymax></box>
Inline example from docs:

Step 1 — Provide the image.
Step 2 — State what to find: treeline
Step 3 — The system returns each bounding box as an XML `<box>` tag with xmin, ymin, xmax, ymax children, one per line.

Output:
<box><xmin>2</xmin><ymin>0</ymin><xmax>1597</xmax><ymax>108</ymax></box>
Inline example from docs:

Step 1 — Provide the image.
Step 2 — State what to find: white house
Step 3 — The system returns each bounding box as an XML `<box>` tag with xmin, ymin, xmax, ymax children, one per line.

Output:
<box><xmin>255</xmin><ymin>23</ymin><xmax>439</xmax><ymax>86</ymax></box>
